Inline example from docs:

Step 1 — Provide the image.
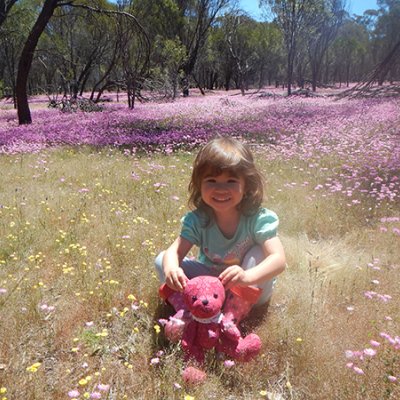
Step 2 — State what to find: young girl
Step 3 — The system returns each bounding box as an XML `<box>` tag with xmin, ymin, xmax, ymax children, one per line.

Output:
<box><xmin>155</xmin><ymin>137</ymin><xmax>286</xmax><ymax>341</ymax></box>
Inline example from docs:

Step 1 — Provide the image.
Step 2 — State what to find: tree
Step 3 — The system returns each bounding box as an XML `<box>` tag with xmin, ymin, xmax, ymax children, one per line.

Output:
<box><xmin>331</xmin><ymin>20</ymin><xmax>368</xmax><ymax>86</ymax></box>
<box><xmin>0</xmin><ymin>1</ymin><xmax>35</xmax><ymax>106</ymax></box>
<box><xmin>306</xmin><ymin>0</ymin><xmax>345</xmax><ymax>91</ymax></box>
<box><xmin>178</xmin><ymin>0</ymin><xmax>230</xmax><ymax>96</ymax></box>
<box><xmin>16</xmin><ymin>0</ymin><xmax>59</xmax><ymax>124</ymax></box>
<box><xmin>260</xmin><ymin>0</ymin><xmax>311</xmax><ymax>95</ymax></box>
<box><xmin>373</xmin><ymin>0</ymin><xmax>400</xmax><ymax>84</ymax></box>
<box><xmin>223</xmin><ymin>13</ymin><xmax>259</xmax><ymax>94</ymax></box>
<box><xmin>15</xmin><ymin>0</ymin><xmax>148</xmax><ymax>124</ymax></box>
<box><xmin>116</xmin><ymin>2</ymin><xmax>150</xmax><ymax>108</ymax></box>
<box><xmin>250</xmin><ymin>21</ymin><xmax>283</xmax><ymax>88</ymax></box>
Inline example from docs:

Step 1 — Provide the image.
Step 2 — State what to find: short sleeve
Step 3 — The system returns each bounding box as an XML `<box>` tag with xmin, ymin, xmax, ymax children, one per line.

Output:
<box><xmin>180</xmin><ymin>211</ymin><xmax>201</xmax><ymax>246</ymax></box>
<box><xmin>253</xmin><ymin>208</ymin><xmax>279</xmax><ymax>243</ymax></box>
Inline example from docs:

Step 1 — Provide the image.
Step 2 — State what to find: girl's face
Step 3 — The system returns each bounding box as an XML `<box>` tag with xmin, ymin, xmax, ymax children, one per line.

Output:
<box><xmin>200</xmin><ymin>171</ymin><xmax>245</xmax><ymax>216</ymax></box>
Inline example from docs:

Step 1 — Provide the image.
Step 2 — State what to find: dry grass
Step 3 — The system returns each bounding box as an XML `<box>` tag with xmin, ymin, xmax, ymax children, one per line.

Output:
<box><xmin>0</xmin><ymin>146</ymin><xmax>399</xmax><ymax>399</ymax></box>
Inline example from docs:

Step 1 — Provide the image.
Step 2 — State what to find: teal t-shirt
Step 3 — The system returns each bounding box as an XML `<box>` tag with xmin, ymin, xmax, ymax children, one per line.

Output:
<box><xmin>180</xmin><ymin>208</ymin><xmax>279</xmax><ymax>268</ymax></box>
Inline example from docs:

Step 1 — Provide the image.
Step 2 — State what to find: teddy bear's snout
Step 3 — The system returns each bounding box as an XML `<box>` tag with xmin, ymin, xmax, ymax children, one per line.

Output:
<box><xmin>202</xmin><ymin>299</ymin><xmax>209</xmax><ymax>306</ymax></box>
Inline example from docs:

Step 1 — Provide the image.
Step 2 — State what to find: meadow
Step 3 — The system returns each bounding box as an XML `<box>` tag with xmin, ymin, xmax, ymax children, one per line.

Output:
<box><xmin>0</xmin><ymin>89</ymin><xmax>399</xmax><ymax>399</ymax></box>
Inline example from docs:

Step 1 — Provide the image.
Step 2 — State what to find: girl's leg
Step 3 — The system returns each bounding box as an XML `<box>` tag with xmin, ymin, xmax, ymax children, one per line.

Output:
<box><xmin>222</xmin><ymin>246</ymin><xmax>275</xmax><ymax>327</ymax></box>
<box><xmin>241</xmin><ymin>245</ymin><xmax>275</xmax><ymax>306</ymax></box>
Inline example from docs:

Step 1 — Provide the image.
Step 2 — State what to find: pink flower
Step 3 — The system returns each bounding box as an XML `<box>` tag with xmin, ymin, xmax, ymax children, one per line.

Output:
<box><xmin>68</xmin><ymin>390</ymin><xmax>80</xmax><ymax>398</ymax></box>
<box><xmin>150</xmin><ymin>357</ymin><xmax>160</xmax><ymax>365</ymax></box>
<box><xmin>363</xmin><ymin>348</ymin><xmax>377</xmax><ymax>357</ymax></box>
<box><xmin>345</xmin><ymin>350</ymin><xmax>354</xmax><ymax>359</ymax></box>
<box><xmin>90</xmin><ymin>392</ymin><xmax>102</xmax><ymax>399</ymax></box>
<box><xmin>370</xmin><ymin>340</ymin><xmax>380</xmax><ymax>347</ymax></box>
<box><xmin>353</xmin><ymin>367</ymin><xmax>364</xmax><ymax>375</ymax></box>
<box><xmin>224</xmin><ymin>360</ymin><xmax>235</xmax><ymax>368</ymax></box>
<box><xmin>97</xmin><ymin>384</ymin><xmax>110</xmax><ymax>391</ymax></box>
<box><xmin>388</xmin><ymin>375</ymin><xmax>397</xmax><ymax>383</ymax></box>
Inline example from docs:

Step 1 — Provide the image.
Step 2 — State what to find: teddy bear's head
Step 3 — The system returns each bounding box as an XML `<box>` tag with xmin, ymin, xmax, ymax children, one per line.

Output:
<box><xmin>183</xmin><ymin>276</ymin><xmax>225</xmax><ymax>319</ymax></box>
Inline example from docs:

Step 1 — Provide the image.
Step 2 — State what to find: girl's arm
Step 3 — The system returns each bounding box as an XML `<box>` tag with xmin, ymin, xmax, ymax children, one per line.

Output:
<box><xmin>163</xmin><ymin>236</ymin><xmax>193</xmax><ymax>292</ymax></box>
<box><xmin>219</xmin><ymin>236</ymin><xmax>286</xmax><ymax>289</ymax></box>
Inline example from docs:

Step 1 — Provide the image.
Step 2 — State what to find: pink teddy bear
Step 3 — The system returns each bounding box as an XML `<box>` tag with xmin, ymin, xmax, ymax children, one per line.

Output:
<box><xmin>160</xmin><ymin>276</ymin><xmax>262</xmax><ymax>383</ymax></box>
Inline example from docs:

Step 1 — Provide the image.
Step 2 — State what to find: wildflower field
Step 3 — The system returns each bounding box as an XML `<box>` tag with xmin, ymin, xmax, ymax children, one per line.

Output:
<box><xmin>0</xmin><ymin>90</ymin><xmax>399</xmax><ymax>399</ymax></box>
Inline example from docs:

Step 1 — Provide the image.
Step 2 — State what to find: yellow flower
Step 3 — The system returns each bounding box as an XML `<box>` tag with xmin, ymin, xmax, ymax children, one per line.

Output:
<box><xmin>79</xmin><ymin>378</ymin><xmax>88</xmax><ymax>386</ymax></box>
<box><xmin>259</xmin><ymin>390</ymin><xmax>267</xmax><ymax>396</ymax></box>
<box><xmin>26</xmin><ymin>362</ymin><xmax>41</xmax><ymax>372</ymax></box>
<box><xmin>184</xmin><ymin>395</ymin><xmax>195</xmax><ymax>400</ymax></box>
<box><xmin>154</xmin><ymin>324</ymin><xmax>161</xmax><ymax>334</ymax></box>
<box><xmin>127</xmin><ymin>294</ymin><xmax>136</xmax><ymax>301</ymax></box>
<box><xmin>0</xmin><ymin>388</ymin><xmax>6</xmax><ymax>394</ymax></box>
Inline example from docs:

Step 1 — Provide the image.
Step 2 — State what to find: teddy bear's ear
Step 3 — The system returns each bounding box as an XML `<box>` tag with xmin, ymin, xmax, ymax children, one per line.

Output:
<box><xmin>159</xmin><ymin>283</ymin><xmax>175</xmax><ymax>300</ymax></box>
<box><xmin>230</xmin><ymin>286</ymin><xmax>261</xmax><ymax>304</ymax></box>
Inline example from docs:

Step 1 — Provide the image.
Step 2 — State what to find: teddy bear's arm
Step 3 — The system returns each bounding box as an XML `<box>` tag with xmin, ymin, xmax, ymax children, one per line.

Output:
<box><xmin>220</xmin><ymin>316</ymin><xmax>241</xmax><ymax>341</ymax></box>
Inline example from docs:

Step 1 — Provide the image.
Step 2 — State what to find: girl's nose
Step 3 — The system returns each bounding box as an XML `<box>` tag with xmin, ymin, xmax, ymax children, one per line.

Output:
<box><xmin>214</xmin><ymin>183</ymin><xmax>228</xmax><ymax>191</ymax></box>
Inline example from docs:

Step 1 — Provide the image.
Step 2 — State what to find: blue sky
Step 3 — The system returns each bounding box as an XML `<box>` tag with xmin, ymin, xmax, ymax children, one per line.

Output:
<box><xmin>240</xmin><ymin>0</ymin><xmax>379</xmax><ymax>20</ymax></box>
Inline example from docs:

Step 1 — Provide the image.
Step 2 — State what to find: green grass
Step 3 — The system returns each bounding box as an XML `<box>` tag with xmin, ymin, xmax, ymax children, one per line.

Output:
<box><xmin>0</xmin><ymin>146</ymin><xmax>399</xmax><ymax>399</ymax></box>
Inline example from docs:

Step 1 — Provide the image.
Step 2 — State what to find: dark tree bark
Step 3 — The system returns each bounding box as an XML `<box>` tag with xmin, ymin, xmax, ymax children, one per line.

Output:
<box><xmin>16</xmin><ymin>0</ymin><xmax>59</xmax><ymax>124</ymax></box>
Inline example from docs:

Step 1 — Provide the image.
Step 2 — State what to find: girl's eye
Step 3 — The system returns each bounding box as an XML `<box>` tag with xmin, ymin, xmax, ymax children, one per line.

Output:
<box><xmin>192</xmin><ymin>296</ymin><xmax>197</xmax><ymax>302</ymax></box>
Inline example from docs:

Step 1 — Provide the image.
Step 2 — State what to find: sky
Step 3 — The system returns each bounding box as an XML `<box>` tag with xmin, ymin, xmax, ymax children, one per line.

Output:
<box><xmin>240</xmin><ymin>0</ymin><xmax>379</xmax><ymax>20</ymax></box>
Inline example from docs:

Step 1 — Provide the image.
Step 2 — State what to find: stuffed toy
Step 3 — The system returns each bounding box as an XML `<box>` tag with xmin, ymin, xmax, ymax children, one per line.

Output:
<box><xmin>159</xmin><ymin>276</ymin><xmax>262</xmax><ymax>384</ymax></box>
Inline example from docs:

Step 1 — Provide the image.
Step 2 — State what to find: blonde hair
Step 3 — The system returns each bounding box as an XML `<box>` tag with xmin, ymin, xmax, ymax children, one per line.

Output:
<box><xmin>188</xmin><ymin>137</ymin><xmax>264</xmax><ymax>217</ymax></box>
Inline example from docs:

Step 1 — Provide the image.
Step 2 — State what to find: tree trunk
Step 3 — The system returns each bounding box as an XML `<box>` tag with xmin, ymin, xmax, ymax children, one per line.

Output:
<box><xmin>16</xmin><ymin>0</ymin><xmax>59</xmax><ymax>124</ymax></box>
<box><xmin>312</xmin><ymin>64</ymin><xmax>317</xmax><ymax>92</ymax></box>
<box><xmin>287</xmin><ymin>52</ymin><xmax>293</xmax><ymax>96</ymax></box>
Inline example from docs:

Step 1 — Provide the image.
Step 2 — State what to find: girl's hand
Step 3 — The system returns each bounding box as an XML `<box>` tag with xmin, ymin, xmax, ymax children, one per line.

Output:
<box><xmin>219</xmin><ymin>265</ymin><xmax>248</xmax><ymax>290</ymax></box>
<box><xmin>165</xmin><ymin>267</ymin><xmax>188</xmax><ymax>292</ymax></box>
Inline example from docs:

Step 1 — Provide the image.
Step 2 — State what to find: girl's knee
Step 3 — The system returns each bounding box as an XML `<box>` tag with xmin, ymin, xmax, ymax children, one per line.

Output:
<box><xmin>242</xmin><ymin>245</ymin><xmax>264</xmax><ymax>270</ymax></box>
<box><xmin>154</xmin><ymin>251</ymin><xmax>166</xmax><ymax>282</ymax></box>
